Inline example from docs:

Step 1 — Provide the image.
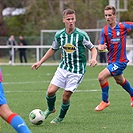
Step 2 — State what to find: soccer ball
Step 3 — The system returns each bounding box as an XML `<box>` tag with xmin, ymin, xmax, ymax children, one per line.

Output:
<box><xmin>29</xmin><ymin>109</ymin><xmax>45</xmax><ymax>125</ymax></box>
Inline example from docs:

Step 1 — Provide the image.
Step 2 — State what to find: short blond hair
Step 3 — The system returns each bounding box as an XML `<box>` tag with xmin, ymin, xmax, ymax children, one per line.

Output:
<box><xmin>62</xmin><ymin>9</ymin><xmax>75</xmax><ymax>17</ymax></box>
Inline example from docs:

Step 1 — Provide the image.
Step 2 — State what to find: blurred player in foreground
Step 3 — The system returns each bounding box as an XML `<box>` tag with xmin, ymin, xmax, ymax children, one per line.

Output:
<box><xmin>32</xmin><ymin>8</ymin><xmax>97</xmax><ymax>125</ymax></box>
<box><xmin>94</xmin><ymin>5</ymin><xmax>133</xmax><ymax>111</ymax></box>
<box><xmin>0</xmin><ymin>69</ymin><xmax>31</xmax><ymax>133</ymax></box>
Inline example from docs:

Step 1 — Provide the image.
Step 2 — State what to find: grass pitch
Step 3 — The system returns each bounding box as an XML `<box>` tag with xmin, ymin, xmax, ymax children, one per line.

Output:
<box><xmin>0</xmin><ymin>65</ymin><xmax>133</xmax><ymax>133</ymax></box>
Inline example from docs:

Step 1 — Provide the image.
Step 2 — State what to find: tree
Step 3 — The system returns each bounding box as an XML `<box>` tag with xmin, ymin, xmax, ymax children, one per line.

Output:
<box><xmin>1</xmin><ymin>0</ymin><xmax>133</xmax><ymax>37</ymax></box>
<box><xmin>0</xmin><ymin>0</ymin><xmax>27</xmax><ymax>35</ymax></box>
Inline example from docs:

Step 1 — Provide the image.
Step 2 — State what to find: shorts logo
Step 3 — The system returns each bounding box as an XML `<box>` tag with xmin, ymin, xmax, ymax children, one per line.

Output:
<box><xmin>63</xmin><ymin>43</ymin><xmax>76</xmax><ymax>53</ymax></box>
<box><xmin>112</xmin><ymin>64</ymin><xmax>118</xmax><ymax>71</ymax></box>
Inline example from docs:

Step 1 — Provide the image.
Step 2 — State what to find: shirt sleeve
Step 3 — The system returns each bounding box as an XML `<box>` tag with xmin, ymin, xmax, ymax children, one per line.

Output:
<box><xmin>51</xmin><ymin>39</ymin><xmax>60</xmax><ymax>50</ymax></box>
<box><xmin>51</xmin><ymin>32</ymin><xmax>61</xmax><ymax>50</ymax></box>
<box><xmin>99</xmin><ymin>28</ymin><xmax>105</xmax><ymax>45</ymax></box>
<box><xmin>83</xmin><ymin>32</ymin><xmax>94</xmax><ymax>49</ymax></box>
<box><xmin>123</xmin><ymin>22</ymin><xmax>133</xmax><ymax>32</ymax></box>
<box><xmin>83</xmin><ymin>38</ymin><xmax>94</xmax><ymax>49</ymax></box>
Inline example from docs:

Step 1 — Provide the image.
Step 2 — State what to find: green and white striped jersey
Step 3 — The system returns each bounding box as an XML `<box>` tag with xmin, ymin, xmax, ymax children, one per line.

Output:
<box><xmin>51</xmin><ymin>27</ymin><xmax>94</xmax><ymax>74</ymax></box>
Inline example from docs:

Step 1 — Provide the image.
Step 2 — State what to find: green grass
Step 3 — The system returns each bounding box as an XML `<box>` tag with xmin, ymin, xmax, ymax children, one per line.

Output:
<box><xmin>0</xmin><ymin>65</ymin><xmax>133</xmax><ymax>133</ymax></box>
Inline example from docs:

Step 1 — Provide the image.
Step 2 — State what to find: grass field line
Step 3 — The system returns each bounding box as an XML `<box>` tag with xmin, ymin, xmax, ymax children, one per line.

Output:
<box><xmin>3</xmin><ymin>80</ymin><xmax>50</xmax><ymax>84</ymax></box>
<box><xmin>4</xmin><ymin>89</ymin><xmax>125</xmax><ymax>93</ymax></box>
<box><xmin>2</xmin><ymin>78</ymin><xmax>97</xmax><ymax>85</ymax></box>
<box><xmin>3</xmin><ymin>79</ymin><xmax>126</xmax><ymax>93</ymax></box>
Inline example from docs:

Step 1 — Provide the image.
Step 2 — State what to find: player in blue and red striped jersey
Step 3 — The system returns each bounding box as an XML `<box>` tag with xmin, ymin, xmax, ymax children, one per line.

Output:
<box><xmin>0</xmin><ymin>69</ymin><xmax>31</xmax><ymax>133</ymax></box>
<box><xmin>94</xmin><ymin>5</ymin><xmax>133</xmax><ymax>111</ymax></box>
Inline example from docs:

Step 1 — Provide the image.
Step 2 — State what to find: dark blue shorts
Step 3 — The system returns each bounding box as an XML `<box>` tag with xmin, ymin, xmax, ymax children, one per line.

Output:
<box><xmin>107</xmin><ymin>62</ymin><xmax>127</xmax><ymax>76</ymax></box>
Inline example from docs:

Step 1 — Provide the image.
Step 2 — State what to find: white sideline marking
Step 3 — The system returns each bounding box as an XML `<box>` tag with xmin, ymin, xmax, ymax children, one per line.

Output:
<box><xmin>4</xmin><ymin>90</ymin><xmax>100</xmax><ymax>93</ymax></box>
<box><xmin>3</xmin><ymin>80</ymin><xmax>50</xmax><ymax>85</ymax></box>
<box><xmin>2</xmin><ymin>78</ymin><xmax>98</xmax><ymax>85</ymax></box>
<box><xmin>2</xmin><ymin>79</ymin><xmax>124</xmax><ymax>93</ymax></box>
<box><xmin>4</xmin><ymin>89</ymin><xmax>124</xmax><ymax>93</ymax></box>
<box><xmin>2</xmin><ymin>79</ymin><xmax>125</xmax><ymax>93</ymax></box>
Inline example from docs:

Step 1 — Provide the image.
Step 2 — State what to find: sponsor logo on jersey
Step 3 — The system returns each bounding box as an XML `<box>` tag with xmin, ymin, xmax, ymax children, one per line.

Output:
<box><xmin>63</xmin><ymin>43</ymin><xmax>76</xmax><ymax>53</ymax></box>
<box><xmin>110</xmin><ymin>38</ymin><xmax>120</xmax><ymax>44</ymax></box>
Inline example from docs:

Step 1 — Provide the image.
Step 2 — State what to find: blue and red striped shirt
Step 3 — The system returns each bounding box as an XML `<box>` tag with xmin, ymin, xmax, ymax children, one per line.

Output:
<box><xmin>100</xmin><ymin>22</ymin><xmax>133</xmax><ymax>63</ymax></box>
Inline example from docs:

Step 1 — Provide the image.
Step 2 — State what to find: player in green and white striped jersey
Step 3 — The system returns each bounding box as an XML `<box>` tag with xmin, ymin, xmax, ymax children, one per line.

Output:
<box><xmin>32</xmin><ymin>8</ymin><xmax>97</xmax><ymax>125</ymax></box>
<box><xmin>52</xmin><ymin>27</ymin><xmax>95</xmax><ymax>74</ymax></box>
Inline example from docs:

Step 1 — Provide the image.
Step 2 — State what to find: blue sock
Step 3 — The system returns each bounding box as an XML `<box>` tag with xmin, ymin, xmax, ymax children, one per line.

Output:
<box><xmin>101</xmin><ymin>81</ymin><xmax>109</xmax><ymax>103</ymax></box>
<box><xmin>7</xmin><ymin>113</ymin><xmax>31</xmax><ymax>133</ymax></box>
<box><xmin>120</xmin><ymin>79</ymin><xmax>133</xmax><ymax>97</ymax></box>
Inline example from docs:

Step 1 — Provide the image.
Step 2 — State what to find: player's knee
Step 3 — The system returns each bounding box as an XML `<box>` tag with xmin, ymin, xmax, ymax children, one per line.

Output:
<box><xmin>98</xmin><ymin>74</ymin><xmax>104</xmax><ymax>83</ymax></box>
<box><xmin>116</xmin><ymin>81</ymin><xmax>120</xmax><ymax>85</ymax></box>
<box><xmin>47</xmin><ymin>90</ymin><xmax>55</xmax><ymax>96</ymax></box>
<box><xmin>47</xmin><ymin>85</ymin><xmax>56</xmax><ymax>96</ymax></box>
<box><xmin>62</xmin><ymin>96</ymin><xmax>70</xmax><ymax>103</ymax></box>
<box><xmin>116</xmin><ymin>80</ymin><xmax>123</xmax><ymax>85</ymax></box>
<box><xmin>62</xmin><ymin>99</ymin><xmax>69</xmax><ymax>103</ymax></box>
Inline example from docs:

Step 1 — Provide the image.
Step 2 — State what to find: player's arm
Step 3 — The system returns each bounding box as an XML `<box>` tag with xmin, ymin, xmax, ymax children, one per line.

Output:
<box><xmin>98</xmin><ymin>29</ymin><xmax>107</xmax><ymax>51</ymax></box>
<box><xmin>31</xmin><ymin>48</ymin><xmax>56</xmax><ymax>70</ymax></box>
<box><xmin>32</xmin><ymin>37</ymin><xmax>59</xmax><ymax>70</ymax></box>
<box><xmin>83</xmin><ymin>36</ymin><xmax>97</xmax><ymax>67</ymax></box>
<box><xmin>89</xmin><ymin>47</ymin><xmax>97</xmax><ymax>67</ymax></box>
<box><xmin>39</xmin><ymin>48</ymin><xmax>56</xmax><ymax>63</ymax></box>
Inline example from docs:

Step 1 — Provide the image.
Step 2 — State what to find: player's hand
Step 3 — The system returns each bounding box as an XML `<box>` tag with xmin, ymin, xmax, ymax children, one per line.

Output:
<box><xmin>89</xmin><ymin>59</ymin><xmax>97</xmax><ymax>67</ymax></box>
<box><xmin>98</xmin><ymin>43</ymin><xmax>107</xmax><ymax>51</ymax></box>
<box><xmin>31</xmin><ymin>62</ymin><xmax>41</xmax><ymax>70</ymax></box>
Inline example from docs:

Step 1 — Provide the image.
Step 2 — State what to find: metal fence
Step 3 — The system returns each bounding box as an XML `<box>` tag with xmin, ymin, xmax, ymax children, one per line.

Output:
<box><xmin>0</xmin><ymin>45</ymin><xmax>133</xmax><ymax>66</ymax></box>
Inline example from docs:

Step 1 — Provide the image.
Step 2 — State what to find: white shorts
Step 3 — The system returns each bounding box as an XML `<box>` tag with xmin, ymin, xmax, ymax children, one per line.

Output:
<box><xmin>51</xmin><ymin>67</ymin><xmax>84</xmax><ymax>93</ymax></box>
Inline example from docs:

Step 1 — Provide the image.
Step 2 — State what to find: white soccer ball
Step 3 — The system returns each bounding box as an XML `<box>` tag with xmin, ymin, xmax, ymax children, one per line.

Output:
<box><xmin>29</xmin><ymin>109</ymin><xmax>45</xmax><ymax>125</ymax></box>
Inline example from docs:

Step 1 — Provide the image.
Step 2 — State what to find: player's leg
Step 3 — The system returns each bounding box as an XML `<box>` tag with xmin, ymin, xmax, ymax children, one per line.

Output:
<box><xmin>112</xmin><ymin>62</ymin><xmax>133</xmax><ymax>106</ymax></box>
<box><xmin>94</xmin><ymin>67</ymin><xmax>111</xmax><ymax>111</ymax></box>
<box><xmin>0</xmin><ymin>104</ymin><xmax>31</xmax><ymax>133</ymax></box>
<box><xmin>0</xmin><ymin>81</ymin><xmax>31</xmax><ymax>133</ymax></box>
<box><xmin>44</xmin><ymin>84</ymin><xmax>58</xmax><ymax>119</ymax></box>
<box><xmin>50</xmin><ymin>71</ymin><xmax>84</xmax><ymax>124</ymax></box>
<box><xmin>59</xmin><ymin>90</ymin><xmax>72</xmax><ymax>118</ymax></box>
<box><xmin>50</xmin><ymin>90</ymin><xmax>72</xmax><ymax>124</ymax></box>
<box><xmin>44</xmin><ymin>67</ymin><xmax>66</xmax><ymax>119</ymax></box>
<box><xmin>114</xmin><ymin>74</ymin><xmax>133</xmax><ymax>106</ymax></box>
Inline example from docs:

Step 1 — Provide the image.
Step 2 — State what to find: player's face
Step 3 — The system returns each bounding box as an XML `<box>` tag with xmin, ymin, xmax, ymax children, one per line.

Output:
<box><xmin>63</xmin><ymin>14</ymin><xmax>76</xmax><ymax>33</ymax></box>
<box><xmin>104</xmin><ymin>9</ymin><xmax>116</xmax><ymax>26</ymax></box>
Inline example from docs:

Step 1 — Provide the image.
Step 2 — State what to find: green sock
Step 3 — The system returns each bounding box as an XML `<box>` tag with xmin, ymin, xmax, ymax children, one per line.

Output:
<box><xmin>46</xmin><ymin>94</ymin><xmax>56</xmax><ymax>111</ymax></box>
<box><xmin>59</xmin><ymin>102</ymin><xmax>70</xmax><ymax>119</ymax></box>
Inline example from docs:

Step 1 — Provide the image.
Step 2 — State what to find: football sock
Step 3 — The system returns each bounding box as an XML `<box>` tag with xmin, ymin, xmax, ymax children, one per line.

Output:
<box><xmin>101</xmin><ymin>81</ymin><xmax>109</xmax><ymax>103</ymax></box>
<box><xmin>7</xmin><ymin>113</ymin><xmax>31</xmax><ymax>133</ymax></box>
<box><xmin>46</xmin><ymin>94</ymin><xmax>56</xmax><ymax>111</ymax></box>
<box><xmin>59</xmin><ymin>102</ymin><xmax>70</xmax><ymax>119</ymax></box>
<box><xmin>120</xmin><ymin>79</ymin><xmax>133</xmax><ymax>97</ymax></box>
